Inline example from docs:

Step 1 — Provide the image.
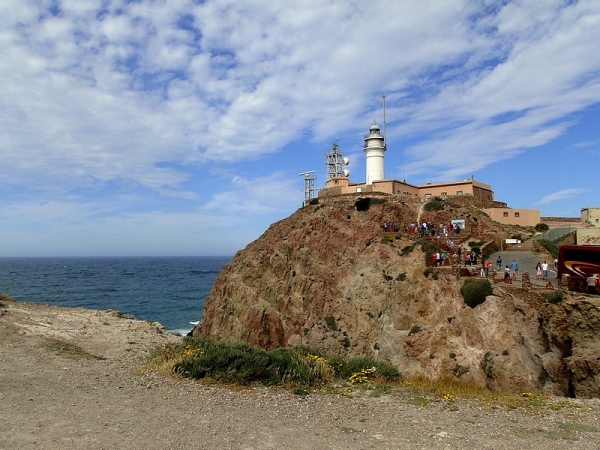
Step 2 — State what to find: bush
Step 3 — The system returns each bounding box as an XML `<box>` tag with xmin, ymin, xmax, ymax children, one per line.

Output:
<box><xmin>401</xmin><ymin>243</ymin><xmax>416</xmax><ymax>256</ymax></box>
<box><xmin>423</xmin><ymin>199</ymin><xmax>444</xmax><ymax>212</ymax></box>
<box><xmin>460</xmin><ymin>279</ymin><xmax>493</xmax><ymax>308</ymax></box>
<box><xmin>537</xmin><ymin>239</ymin><xmax>559</xmax><ymax>259</ymax></box>
<box><xmin>160</xmin><ymin>338</ymin><xmax>400</xmax><ymax>388</ymax></box>
<box><xmin>468</xmin><ymin>241</ymin><xmax>485</xmax><ymax>255</ymax></box>
<box><xmin>0</xmin><ymin>293</ymin><xmax>17</xmax><ymax>306</ymax></box>
<box><xmin>535</xmin><ymin>223</ymin><xmax>549</xmax><ymax>232</ymax></box>
<box><xmin>423</xmin><ymin>267</ymin><xmax>438</xmax><ymax>279</ymax></box>
<box><xmin>308</xmin><ymin>198</ymin><xmax>319</xmax><ymax>205</ymax></box>
<box><xmin>546</xmin><ymin>290</ymin><xmax>566</xmax><ymax>304</ymax></box>
<box><xmin>380</xmin><ymin>236</ymin><xmax>393</xmax><ymax>244</ymax></box>
<box><xmin>324</xmin><ymin>316</ymin><xmax>338</xmax><ymax>331</ymax></box>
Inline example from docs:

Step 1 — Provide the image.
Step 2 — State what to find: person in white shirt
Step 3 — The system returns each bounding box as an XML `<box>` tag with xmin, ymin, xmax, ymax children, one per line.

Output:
<box><xmin>541</xmin><ymin>261</ymin><xmax>549</xmax><ymax>280</ymax></box>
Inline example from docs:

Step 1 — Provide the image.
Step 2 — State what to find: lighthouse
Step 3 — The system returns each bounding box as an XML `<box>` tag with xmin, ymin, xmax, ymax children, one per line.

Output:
<box><xmin>363</xmin><ymin>120</ymin><xmax>386</xmax><ymax>184</ymax></box>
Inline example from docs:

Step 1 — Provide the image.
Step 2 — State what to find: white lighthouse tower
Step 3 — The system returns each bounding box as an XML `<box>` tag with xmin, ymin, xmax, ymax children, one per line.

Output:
<box><xmin>363</xmin><ymin>120</ymin><xmax>386</xmax><ymax>184</ymax></box>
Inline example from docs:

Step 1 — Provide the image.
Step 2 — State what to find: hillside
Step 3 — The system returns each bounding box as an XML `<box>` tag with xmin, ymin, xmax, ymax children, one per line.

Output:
<box><xmin>193</xmin><ymin>194</ymin><xmax>600</xmax><ymax>397</ymax></box>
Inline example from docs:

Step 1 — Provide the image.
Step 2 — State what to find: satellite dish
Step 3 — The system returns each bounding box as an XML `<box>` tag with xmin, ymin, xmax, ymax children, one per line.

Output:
<box><xmin>342</xmin><ymin>157</ymin><xmax>350</xmax><ymax>165</ymax></box>
<box><xmin>343</xmin><ymin>169</ymin><xmax>350</xmax><ymax>177</ymax></box>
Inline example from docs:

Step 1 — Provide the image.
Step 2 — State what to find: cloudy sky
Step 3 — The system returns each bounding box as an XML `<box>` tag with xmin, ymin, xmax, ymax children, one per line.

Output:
<box><xmin>1</xmin><ymin>0</ymin><xmax>599</xmax><ymax>257</ymax></box>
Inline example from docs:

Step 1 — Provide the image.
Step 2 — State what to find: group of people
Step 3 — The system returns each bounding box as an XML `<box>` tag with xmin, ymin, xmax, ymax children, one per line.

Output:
<box><xmin>382</xmin><ymin>220</ymin><xmax>400</xmax><ymax>233</ymax></box>
<box><xmin>406</xmin><ymin>221</ymin><xmax>462</xmax><ymax>238</ymax></box>
<box><xmin>535</xmin><ymin>261</ymin><xmax>550</xmax><ymax>280</ymax></box>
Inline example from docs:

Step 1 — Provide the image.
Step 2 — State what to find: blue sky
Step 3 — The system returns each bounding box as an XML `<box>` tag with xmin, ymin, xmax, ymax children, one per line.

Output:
<box><xmin>1</xmin><ymin>0</ymin><xmax>599</xmax><ymax>257</ymax></box>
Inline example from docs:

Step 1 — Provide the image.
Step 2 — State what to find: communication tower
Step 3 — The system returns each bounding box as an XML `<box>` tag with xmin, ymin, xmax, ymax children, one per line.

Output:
<box><xmin>299</xmin><ymin>171</ymin><xmax>316</xmax><ymax>205</ymax></box>
<box><xmin>325</xmin><ymin>141</ymin><xmax>350</xmax><ymax>178</ymax></box>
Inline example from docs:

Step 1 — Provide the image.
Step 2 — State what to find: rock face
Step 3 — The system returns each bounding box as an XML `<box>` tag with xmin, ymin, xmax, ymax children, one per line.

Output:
<box><xmin>194</xmin><ymin>194</ymin><xmax>600</xmax><ymax>397</ymax></box>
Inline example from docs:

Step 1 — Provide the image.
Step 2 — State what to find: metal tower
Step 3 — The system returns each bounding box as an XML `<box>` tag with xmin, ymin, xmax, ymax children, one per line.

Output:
<box><xmin>299</xmin><ymin>171</ymin><xmax>316</xmax><ymax>204</ymax></box>
<box><xmin>325</xmin><ymin>141</ymin><xmax>349</xmax><ymax>178</ymax></box>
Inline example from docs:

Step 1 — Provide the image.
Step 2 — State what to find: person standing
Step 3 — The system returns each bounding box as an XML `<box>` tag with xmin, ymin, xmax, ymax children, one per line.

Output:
<box><xmin>535</xmin><ymin>262</ymin><xmax>542</xmax><ymax>279</ymax></box>
<box><xmin>509</xmin><ymin>260</ymin><xmax>518</xmax><ymax>279</ymax></box>
<box><xmin>541</xmin><ymin>261</ymin><xmax>549</xmax><ymax>280</ymax></box>
<box><xmin>496</xmin><ymin>255</ymin><xmax>502</xmax><ymax>270</ymax></box>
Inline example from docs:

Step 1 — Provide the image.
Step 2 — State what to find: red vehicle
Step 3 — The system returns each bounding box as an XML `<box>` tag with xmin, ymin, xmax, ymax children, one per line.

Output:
<box><xmin>557</xmin><ymin>245</ymin><xmax>600</xmax><ymax>293</ymax></box>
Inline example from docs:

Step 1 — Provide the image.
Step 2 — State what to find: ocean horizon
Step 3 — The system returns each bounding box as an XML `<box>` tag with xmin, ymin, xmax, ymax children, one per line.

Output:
<box><xmin>0</xmin><ymin>256</ymin><xmax>231</xmax><ymax>335</ymax></box>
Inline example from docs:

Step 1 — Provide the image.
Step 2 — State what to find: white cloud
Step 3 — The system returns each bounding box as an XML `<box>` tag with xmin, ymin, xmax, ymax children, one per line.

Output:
<box><xmin>1</xmin><ymin>0</ymin><xmax>600</xmax><ymax>255</ymax></box>
<box><xmin>536</xmin><ymin>189</ymin><xmax>591</xmax><ymax>205</ymax></box>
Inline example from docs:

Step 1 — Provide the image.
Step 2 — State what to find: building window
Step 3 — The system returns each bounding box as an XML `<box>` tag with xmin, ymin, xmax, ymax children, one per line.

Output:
<box><xmin>515</xmin><ymin>212</ymin><xmax>520</xmax><ymax>217</ymax></box>
<box><xmin>441</xmin><ymin>192</ymin><xmax>447</xmax><ymax>196</ymax></box>
<box><xmin>456</xmin><ymin>191</ymin><xmax>463</xmax><ymax>196</ymax></box>
<box><xmin>503</xmin><ymin>212</ymin><xmax>509</xmax><ymax>217</ymax></box>
<box><xmin>425</xmin><ymin>193</ymin><xmax>432</xmax><ymax>197</ymax></box>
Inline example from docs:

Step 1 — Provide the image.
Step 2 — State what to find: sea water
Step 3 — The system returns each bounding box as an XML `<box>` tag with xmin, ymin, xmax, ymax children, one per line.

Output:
<box><xmin>0</xmin><ymin>256</ymin><xmax>230</xmax><ymax>335</ymax></box>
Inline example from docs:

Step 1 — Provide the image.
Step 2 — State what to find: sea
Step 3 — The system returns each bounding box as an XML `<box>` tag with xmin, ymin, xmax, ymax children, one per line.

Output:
<box><xmin>0</xmin><ymin>256</ymin><xmax>231</xmax><ymax>335</ymax></box>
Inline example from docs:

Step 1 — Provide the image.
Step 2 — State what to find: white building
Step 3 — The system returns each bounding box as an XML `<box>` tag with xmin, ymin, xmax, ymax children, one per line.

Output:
<box><xmin>363</xmin><ymin>121</ymin><xmax>386</xmax><ymax>184</ymax></box>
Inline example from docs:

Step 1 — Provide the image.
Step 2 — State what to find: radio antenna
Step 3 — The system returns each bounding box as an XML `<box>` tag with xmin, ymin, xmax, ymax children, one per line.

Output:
<box><xmin>382</xmin><ymin>95</ymin><xmax>387</xmax><ymax>148</ymax></box>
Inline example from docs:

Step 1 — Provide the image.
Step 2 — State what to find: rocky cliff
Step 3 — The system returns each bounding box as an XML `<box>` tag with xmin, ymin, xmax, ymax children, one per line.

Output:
<box><xmin>194</xmin><ymin>194</ymin><xmax>600</xmax><ymax>398</ymax></box>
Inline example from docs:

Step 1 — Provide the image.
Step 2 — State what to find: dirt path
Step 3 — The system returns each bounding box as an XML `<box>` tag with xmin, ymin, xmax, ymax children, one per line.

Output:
<box><xmin>2</xmin><ymin>301</ymin><xmax>600</xmax><ymax>449</ymax></box>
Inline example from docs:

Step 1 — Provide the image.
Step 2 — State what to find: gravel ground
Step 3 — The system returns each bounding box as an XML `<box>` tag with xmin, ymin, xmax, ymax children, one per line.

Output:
<box><xmin>2</xmin><ymin>301</ymin><xmax>600</xmax><ymax>450</ymax></box>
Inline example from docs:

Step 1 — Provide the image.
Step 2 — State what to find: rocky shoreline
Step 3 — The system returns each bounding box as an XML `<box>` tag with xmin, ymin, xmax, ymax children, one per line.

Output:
<box><xmin>2</xmin><ymin>300</ymin><xmax>600</xmax><ymax>449</ymax></box>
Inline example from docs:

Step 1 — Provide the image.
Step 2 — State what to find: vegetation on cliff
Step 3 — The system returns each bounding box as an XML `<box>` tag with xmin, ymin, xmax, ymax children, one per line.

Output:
<box><xmin>150</xmin><ymin>337</ymin><xmax>399</xmax><ymax>390</ymax></box>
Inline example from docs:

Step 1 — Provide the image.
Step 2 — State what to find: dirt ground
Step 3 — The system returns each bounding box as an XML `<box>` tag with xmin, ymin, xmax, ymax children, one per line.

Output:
<box><xmin>2</xmin><ymin>301</ymin><xmax>600</xmax><ymax>450</ymax></box>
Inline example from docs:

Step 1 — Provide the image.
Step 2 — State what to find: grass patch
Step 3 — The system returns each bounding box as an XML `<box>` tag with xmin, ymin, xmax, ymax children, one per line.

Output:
<box><xmin>149</xmin><ymin>338</ymin><xmax>400</xmax><ymax>390</ymax></box>
<box><xmin>42</xmin><ymin>338</ymin><xmax>99</xmax><ymax>360</ymax></box>
<box><xmin>537</xmin><ymin>239</ymin><xmax>559</xmax><ymax>259</ymax></box>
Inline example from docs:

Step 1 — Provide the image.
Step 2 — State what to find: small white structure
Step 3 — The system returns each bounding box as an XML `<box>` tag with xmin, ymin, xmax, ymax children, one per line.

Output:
<box><xmin>363</xmin><ymin>121</ymin><xmax>386</xmax><ymax>184</ymax></box>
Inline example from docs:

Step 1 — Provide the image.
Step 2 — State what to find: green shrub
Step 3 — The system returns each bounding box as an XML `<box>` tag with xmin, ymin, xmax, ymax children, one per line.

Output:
<box><xmin>423</xmin><ymin>199</ymin><xmax>444</xmax><ymax>212</ymax></box>
<box><xmin>423</xmin><ymin>267</ymin><xmax>438</xmax><ymax>279</ymax></box>
<box><xmin>340</xmin><ymin>337</ymin><xmax>351</xmax><ymax>348</ymax></box>
<box><xmin>308</xmin><ymin>198</ymin><xmax>319</xmax><ymax>205</ymax></box>
<box><xmin>396</xmin><ymin>272</ymin><xmax>407</xmax><ymax>282</ymax></box>
<box><xmin>380</xmin><ymin>236</ymin><xmax>393</xmax><ymax>244</ymax></box>
<box><xmin>546</xmin><ymin>290</ymin><xmax>566</xmax><ymax>304</ymax></box>
<box><xmin>537</xmin><ymin>239</ymin><xmax>559</xmax><ymax>259</ymax></box>
<box><xmin>401</xmin><ymin>244</ymin><xmax>416</xmax><ymax>256</ymax></box>
<box><xmin>468</xmin><ymin>241</ymin><xmax>485</xmax><ymax>255</ymax></box>
<box><xmin>460</xmin><ymin>279</ymin><xmax>493</xmax><ymax>308</ymax></box>
<box><xmin>324</xmin><ymin>316</ymin><xmax>338</xmax><ymax>331</ymax></box>
<box><xmin>535</xmin><ymin>223</ymin><xmax>549</xmax><ymax>232</ymax></box>
<box><xmin>163</xmin><ymin>339</ymin><xmax>400</xmax><ymax>388</ymax></box>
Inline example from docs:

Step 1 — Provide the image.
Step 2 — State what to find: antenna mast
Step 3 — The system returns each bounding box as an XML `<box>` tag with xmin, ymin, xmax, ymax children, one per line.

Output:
<box><xmin>382</xmin><ymin>95</ymin><xmax>387</xmax><ymax>148</ymax></box>
<box><xmin>299</xmin><ymin>171</ymin><xmax>316</xmax><ymax>206</ymax></box>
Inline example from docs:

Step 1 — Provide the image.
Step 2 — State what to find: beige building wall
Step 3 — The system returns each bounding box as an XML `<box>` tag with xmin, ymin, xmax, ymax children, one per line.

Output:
<box><xmin>321</xmin><ymin>178</ymin><xmax>491</xmax><ymax>200</ymax></box>
<box><xmin>581</xmin><ymin>207</ymin><xmax>600</xmax><ymax>228</ymax></box>
<box><xmin>576</xmin><ymin>228</ymin><xmax>600</xmax><ymax>245</ymax></box>
<box><xmin>417</xmin><ymin>180</ymin><xmax>494</xmax><ymax>201</ymax></box>
<box><xmin>482</xmin><ymin>208</ymin><xmax>541</xmax><ymax>227</ymax></box>
<box><xmin>320</xmin><ymin>178</ymin><xmax>419</xmax><ymax>197</ymax></box>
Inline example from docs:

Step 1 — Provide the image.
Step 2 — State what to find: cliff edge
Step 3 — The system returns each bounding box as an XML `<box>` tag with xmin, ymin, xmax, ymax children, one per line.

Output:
<box><xmin>193</xmin><ymin>194</ymin><xmax>600</xmax><ymax>397</ymax></box>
